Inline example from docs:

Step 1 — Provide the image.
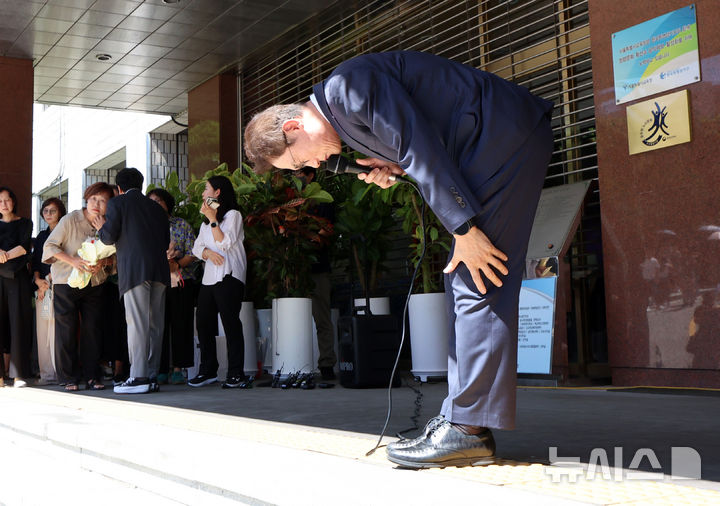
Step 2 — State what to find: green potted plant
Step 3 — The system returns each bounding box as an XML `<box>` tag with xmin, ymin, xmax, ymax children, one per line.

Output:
<box><xmin>393</xmin><ymin>180</ymin><xmax>452</xmax><ymax>381</ymax></box>
<box><xmin>156</xmin><ymin>164</ymin><xmax>335</xmax><ymax>375</ymax></box>
<box><xmin>393</xmin><ymin>182</ymin><xmax>452</xmax><ymax>294</ymax></box>
<box><xmin>147</xmin><ymin>170</ymin><xmax>204</xmax><ymax>232</ymax></box>
<box><xmin>231</xmin><ymin>165</ymin><xmax>333</xmax><ymax>375</ymax></box>
<box><xmin>333</xmin><ymin>154</ymin><xmax>399</xmax><ymax>314</ymax></box>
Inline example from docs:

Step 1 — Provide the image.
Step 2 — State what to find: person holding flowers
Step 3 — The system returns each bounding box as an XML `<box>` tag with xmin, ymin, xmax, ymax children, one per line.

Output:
<box><xmin>42</xmin><ymin>182</ymin><xmax>116</xmax><ymax>391</ymax></box>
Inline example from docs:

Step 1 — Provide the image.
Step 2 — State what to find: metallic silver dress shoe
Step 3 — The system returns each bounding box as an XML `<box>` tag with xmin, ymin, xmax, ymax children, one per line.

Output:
<box><xmin>387</xmin><ymin>415</ymin><xmax>445</xmax><ymax>451</ymax></box>
<box><xmin>386</xmin><ymin>419</ymin><xmax>495</xmax><ymax>469</ymax></box>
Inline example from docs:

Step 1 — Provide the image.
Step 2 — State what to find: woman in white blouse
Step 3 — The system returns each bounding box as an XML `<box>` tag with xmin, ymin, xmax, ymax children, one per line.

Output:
<box><xmin>190</xmin><ymin>175</ymin><xmax>250</xmax><ymax>389</ymax></box>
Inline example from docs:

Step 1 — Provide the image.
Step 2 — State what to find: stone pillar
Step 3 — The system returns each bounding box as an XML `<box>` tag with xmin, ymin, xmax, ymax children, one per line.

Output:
<box><xmin>589</xmin><ymin>0</ymin><xmax>720</xmax><ymax>387</ymax></box>
<box><xmin>0</xmin><ymin>57</ymin><xmax>33</xmax><ymax>217</ymax></box>
<box><xmin>187</xmin><ymin>72</ymin><xmax>238</xmax><ymax>178</ymax></box>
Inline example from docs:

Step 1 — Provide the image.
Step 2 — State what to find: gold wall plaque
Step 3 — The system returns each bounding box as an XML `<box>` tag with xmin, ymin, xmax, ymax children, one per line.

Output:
<box><xmin>626</xmin><ymin>89</ymin><xmax>691</xmax><ymax>155</ymax></box>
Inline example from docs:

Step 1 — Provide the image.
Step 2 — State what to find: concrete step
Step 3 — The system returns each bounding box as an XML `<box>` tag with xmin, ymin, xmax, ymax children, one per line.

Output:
<box><xmin>0</xmin><ymin>424</ymin><xmax>196</xmax><ymax>506</ymax></box>
<box><xmin>0</xmin><ymin>388</ymin><xmax>575</xmax><ymax>506</ymax></box>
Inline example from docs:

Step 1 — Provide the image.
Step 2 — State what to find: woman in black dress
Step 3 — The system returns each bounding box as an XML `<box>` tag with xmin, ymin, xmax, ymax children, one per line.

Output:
<box><xmin>0</xmin><ymin>187</ymin><xmax>33</xmax><ymax>388</ymax></box>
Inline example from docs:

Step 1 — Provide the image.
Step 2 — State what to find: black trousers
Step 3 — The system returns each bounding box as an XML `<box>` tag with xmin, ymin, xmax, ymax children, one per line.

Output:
<box><xmin>101</xmin><ymin>282</ymin><xmax>128</xmax><ymax>365</ymax></box>
<box><xmin>0</xmin><ymin>270</ymin><xmax>32</xmax><ymax>379</ymax></box>
<box><xmin>54</xmin><ymin>283</ymin><xmax>104</xmax><ymax>384</ymax></box>
<box><xmin>160</xmin><ymin>279</ymin><xmax>197</xmax><ymax>372</ymax></box>
<box><xmin>196</xmin><ymin>275</ymin><xmax>245</xmax><ymax>378</ymax></box>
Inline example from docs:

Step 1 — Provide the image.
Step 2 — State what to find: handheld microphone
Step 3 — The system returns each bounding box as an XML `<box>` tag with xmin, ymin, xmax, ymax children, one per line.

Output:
<box><xmin>325</xmin><ymin>155</ymin><xmax>396</xmax><ymax>182</ymax></box>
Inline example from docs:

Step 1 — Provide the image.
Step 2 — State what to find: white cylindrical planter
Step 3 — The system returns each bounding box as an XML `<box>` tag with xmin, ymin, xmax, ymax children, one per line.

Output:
<box><xmin>255</xmin><ymin>308</ymin><xmax>272</xmax><ymax>373</ymax></box>
<box><xmin>409</xmin><ymin>292</ymin><xmax>449</xmax><ymax>382</ymax></box>
<box><xmin>353</xmin><ymin>296</ymin><xmax>391</xmax><ymax>315</ymax></box>
<box><xmin>272</xmin><ymin>297</ymin><xmax>313</xmax><ymax>376</ymax></box>
<box><xmin>312</xmin><ymin>308</ymin><xmax>340</xmax><ymax>373</ymax></box>
<box><xmin>188</xmin><ymin>308</ymin><xmax>200</xmax><ymax>380</ymax></box>
<box><xmin>240</xmin><ymin>302</ymin><xmax>258</xmax><ymax>377</ymax></box>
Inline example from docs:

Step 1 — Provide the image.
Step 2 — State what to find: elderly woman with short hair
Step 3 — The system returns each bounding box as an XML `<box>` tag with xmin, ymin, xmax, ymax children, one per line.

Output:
<box><xmin>43</xmin><ymin>182</ymin><xmax>116</xmax><ymax>391</ymax></box>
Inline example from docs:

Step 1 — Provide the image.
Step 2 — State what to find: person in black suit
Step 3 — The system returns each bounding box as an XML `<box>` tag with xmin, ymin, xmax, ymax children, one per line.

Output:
<box><xmin>92</xmin><ymin>168</ymin><xmax>170</xmax><ymax>394</ymax></box>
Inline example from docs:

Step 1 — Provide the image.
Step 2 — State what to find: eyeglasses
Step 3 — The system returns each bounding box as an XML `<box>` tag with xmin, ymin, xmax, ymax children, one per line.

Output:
<box><xmin>42</xmin><ymin>208</ymin><xmax>58</xmax><ymax>215</ymax></box>
<box><xmin>282</xmin><ymin>131</ymin><xmax>304</xmax><ymax>170</ymax></box>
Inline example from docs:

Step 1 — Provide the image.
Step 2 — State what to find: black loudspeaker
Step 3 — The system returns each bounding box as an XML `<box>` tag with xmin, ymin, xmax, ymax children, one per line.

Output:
<box><xmin>337</xmin><ymin>314</ymin><xmax>402</xmax><ymax>388</ymax></box>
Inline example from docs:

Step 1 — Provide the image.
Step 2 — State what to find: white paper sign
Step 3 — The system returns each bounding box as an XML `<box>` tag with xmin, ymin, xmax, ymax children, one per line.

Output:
<box><xmin>517</xmin><ymin>277</ymin><xmax>557</xmax><ymax>374</ymax></box>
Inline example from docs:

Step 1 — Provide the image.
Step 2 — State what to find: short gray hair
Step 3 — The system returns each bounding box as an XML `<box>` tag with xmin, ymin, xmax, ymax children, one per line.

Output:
<box><xmin>243</xmin><ymin>103</ymin><xmax>303</xmax><ymax>173</ymax></box>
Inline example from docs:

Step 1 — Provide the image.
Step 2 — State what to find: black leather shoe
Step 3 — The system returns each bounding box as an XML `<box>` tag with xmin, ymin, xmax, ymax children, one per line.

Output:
<box><xmin>386</xmin><ymin>419</ymin><xmax>495</xmax><ymax>469</ymax></box>
<box><xmin>387</xmin><ymin>415</ymin><xmax>445</xmax><ymax>451</ymax></box>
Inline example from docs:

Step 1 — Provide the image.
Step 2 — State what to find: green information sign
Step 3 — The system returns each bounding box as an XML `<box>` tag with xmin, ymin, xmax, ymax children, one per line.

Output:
<box><xmin>612</xmin><ymin>5</ymin><xmax>699</xmax><ymax>105</ymax></box>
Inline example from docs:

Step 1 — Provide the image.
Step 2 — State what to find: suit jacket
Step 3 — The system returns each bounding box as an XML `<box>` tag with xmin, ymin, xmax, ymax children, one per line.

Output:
<box><xmin>312</xmin><ymin>50</ymin><xmax>554</xmax><ymax>233</ymax></box>
<box><xmin>98</xmin><ymin>189</ymin><xmax>170</xmax><ymax>296</ymax></box>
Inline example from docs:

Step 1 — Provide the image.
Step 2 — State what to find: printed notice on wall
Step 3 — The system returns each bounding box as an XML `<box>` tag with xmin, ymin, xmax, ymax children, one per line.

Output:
<box><xmin>517</xmin><ymin>277</ymin><xmax>557</xmax><ymax>374</ymax></box>
<box><xmin>612</xmin><ymin>4</ymin><xmax>699</xmax><ymax>105</ymax></box>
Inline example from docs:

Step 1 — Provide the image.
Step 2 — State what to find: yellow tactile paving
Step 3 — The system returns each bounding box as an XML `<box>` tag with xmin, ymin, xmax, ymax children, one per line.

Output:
<box><xmin>425</xmin><ymin>459</ymin><xmax>547</xmax><ymax>485</ymax></box>
<box><xmin>3</xmin><ymin>387</ymin><xmax>720</xmax><ymax>505</ymax></box>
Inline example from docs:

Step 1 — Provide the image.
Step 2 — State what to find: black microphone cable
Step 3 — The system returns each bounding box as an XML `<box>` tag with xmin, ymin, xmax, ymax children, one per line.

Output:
<box><xmin>398</xmin><ymin>376</ymin><xmax>424</xmax><ymax>438</ymax></box>
<box><xmin>321</xmin><ymin>156</ymin><xmax>429</xmax><ymax>455</ymax></box>
<box><xmin>365</xmin><ymin>178</ymin><xmax>427</xmax><ymax>457</ymax></box>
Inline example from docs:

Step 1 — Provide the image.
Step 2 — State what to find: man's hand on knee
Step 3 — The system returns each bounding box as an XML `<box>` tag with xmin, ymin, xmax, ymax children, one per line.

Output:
<box><xmin>444</xmin><ymin>227</ymin><xmax>508</xmax><ymax>294</ymax></box>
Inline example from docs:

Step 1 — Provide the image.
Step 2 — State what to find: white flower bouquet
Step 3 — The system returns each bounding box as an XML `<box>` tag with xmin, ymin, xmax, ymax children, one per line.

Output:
<box><xmin>67</xmin><ymin>237</ymin><xmax>116</xmax><ymax>289</ymax></box>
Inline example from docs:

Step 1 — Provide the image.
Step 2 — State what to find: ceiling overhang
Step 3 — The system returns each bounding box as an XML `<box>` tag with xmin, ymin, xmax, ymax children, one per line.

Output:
<box><xmin>0</xmin><ymin>0</ymin><xmax>338</xmax><ymax>116</ymax></box>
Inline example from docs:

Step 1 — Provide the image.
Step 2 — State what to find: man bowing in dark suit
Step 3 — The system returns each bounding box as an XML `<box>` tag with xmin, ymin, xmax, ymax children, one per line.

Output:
<box><xmin>92</xmin><ymin>168</ymin><xmax>170</xmax><ymax>394</ymax></box>
<box><xmin>244</xmin><ymin>51</ymin><xmax>554</xmax><ymax>469</ymax></box>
